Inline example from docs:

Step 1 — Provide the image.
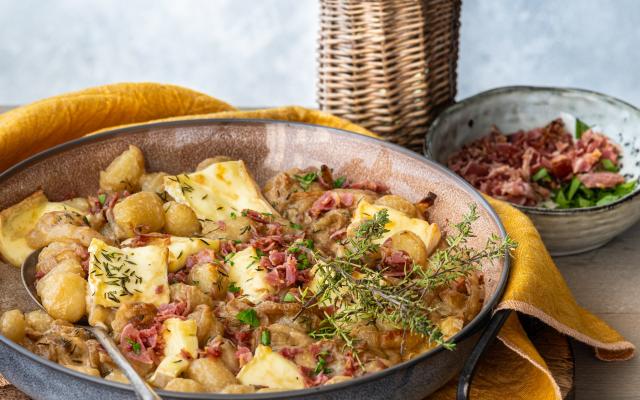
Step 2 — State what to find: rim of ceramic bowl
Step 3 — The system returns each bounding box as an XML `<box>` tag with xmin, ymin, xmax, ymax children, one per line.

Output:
<box><xmin>0</xmin><ymin>118</ymin><xmax>511</xmax><ymax>399</ymax></box>
<box><xmin>424</xmin><ymin>85</ymin><xmax>640</xmax><ymax>216</ymax></box>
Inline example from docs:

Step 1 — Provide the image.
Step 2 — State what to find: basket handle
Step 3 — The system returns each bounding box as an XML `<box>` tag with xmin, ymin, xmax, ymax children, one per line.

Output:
<box><xmin>456</xmin><ymin>309</ymin><xmax>511</xmax><ymax>400</ymax></box>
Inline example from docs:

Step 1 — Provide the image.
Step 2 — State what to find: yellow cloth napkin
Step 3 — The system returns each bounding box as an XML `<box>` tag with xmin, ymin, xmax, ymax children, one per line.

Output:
<box><xmin>0</xmin><ymin>83</ymin><xmax>634</xmax><ymax>399</ymax></box>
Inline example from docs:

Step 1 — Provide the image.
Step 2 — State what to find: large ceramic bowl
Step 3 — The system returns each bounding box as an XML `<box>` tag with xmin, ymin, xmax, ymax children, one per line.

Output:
<box><xmin>0</xmin><ymin>119</ymin><xmax>509</xmax><ymax>400</ymax></box>
<box><xmin>426</xmin><ymin>86</ymin><xmax>640</xmax><ymax>256</ymax></box>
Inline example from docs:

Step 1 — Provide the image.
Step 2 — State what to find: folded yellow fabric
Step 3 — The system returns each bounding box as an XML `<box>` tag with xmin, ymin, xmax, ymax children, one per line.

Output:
<box><xmin>0</xmin><ymin>83</ymin><xmax>635</xmax><ymax>399</ymax></box>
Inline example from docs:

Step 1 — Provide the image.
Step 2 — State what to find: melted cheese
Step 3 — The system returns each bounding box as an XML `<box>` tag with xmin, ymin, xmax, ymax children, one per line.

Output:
<box><xmin>236</xmin><ymin>345</ymin><xmax>305</xmax><ymax>390</ymax></box>
<box><xmin>150</xmin><ymin>318</ymin><xmax>198</xmax><ymax>386</ymax></box>
<box><xmin>122</xmin><ymin>236</ymin><xmax>219</xmax><ymax>273</ymax></box>
<box><xmin>227</xmin><ymin>246</ymin><xmax>275</xmax><ymax>303</ymax></box>
<box><xmin>348</xmin><ymin>200</ymin><xmax>441</xmax><ymax>256</ymax></box>
<box><xmin>0</xmin><ymin>191</ymin><xmax>82</xmax><ymax>267</ymax></box>
<box><xmin>163</xmin><ymin>160</ymin><xmax>277</xmax><ymax>222</ymax></box>
<box><xmin>87</xmin><ymin>238</ymin><xmax>170</xmax><ymax>308</ymax></box>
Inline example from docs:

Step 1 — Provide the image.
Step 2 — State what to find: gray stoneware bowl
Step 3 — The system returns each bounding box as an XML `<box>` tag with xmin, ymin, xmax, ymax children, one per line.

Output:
<box><xmin>0</xmin><ymin>119</ymin><xmax>509</xmax><ymax>400</ymax></box>
<box><xmin>426</xmin><ymin>86</ymin><xmax>640</xmax><ymax>256</ymax></box>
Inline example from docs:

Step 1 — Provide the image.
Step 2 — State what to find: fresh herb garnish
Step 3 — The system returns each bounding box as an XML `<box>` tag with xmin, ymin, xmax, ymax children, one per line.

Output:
<box><xmin>314</xmin><ymin>354</ymin><xmax>332</xmax><ymax>375</ymax></box>
<box><xmin>333</xmin><ymin>176</ymin><xmax>347</xmax><ymax>188</ymax></box>
<box><xmin>601</xmin><ymin>158</ymin><xmax>619</xmax><ymax>172</ymax></box>
<box><xmin>532</xmin><ymin>168</ymin><xmax>550</xmax><ymax>182</ymax></box>
<box><xmin>552</xmin><ymin>178</ymin><xmax>637</xmax><ymax>209</ymax></box>
<box><xmin>126</xmin><ymin>338</ymin><xmax>142</xmax><ymax>355</ymax></box>
<box><xmin>98</xmin><ymin>194</ymin><xmax>107</xmax><ymax>206</ymax></box>
<box><xmin>228</xmin><ymin>282</ymin><xmax>241</xmax><ymax>293</ymax></box>
<box><xmin>283</xmin><ymin>292</ymin><xmax>297</xmax><ymax>303</ymax></box>
<box><xmin>236</xmin><ymin>309</ymin><xmax>260</xmax><ymax>328</ymax></box>
<box><xmin>260</xmin><ymin>329</ymin><xmax>271</xmax><ymax>346</ymax></box>
<box><xmin>304</xmin><ymin>207</ymin><xmax>515</xmax><ymax>359</ymax></box>
<box><xmin>566</xmin><ymin>176</ymin><xmax>582</xmax><ymax>200</ymax></box>
<box><xmin>296</xmin><ymin>253</ymin><xmax>310</xmax><ymax>270</ymax></box>
<box><xmin>294</xmin><ymin>172</ymin><xmax>318</xmax><ymax>191</ymax></box>
<box><xmin>289</xmin><ymin>222</ymin><xmax>303</xmax><ymax>230</ymax></box>
<box><xmin>575</xmin><ymin>118</ymin><xmax>590</xmax><ymax>139</ymax></box>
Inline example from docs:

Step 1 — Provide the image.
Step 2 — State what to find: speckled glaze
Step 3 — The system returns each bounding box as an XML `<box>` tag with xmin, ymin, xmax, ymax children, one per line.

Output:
<box><xmin>426</xmin><ymin>86</ymin><xmax>640</xmax><ymax>256</ymax></box>
<box><xmin>0</xmin><ymin>119</ymin><xmax>509</xmax><ymax>400</ymax></box>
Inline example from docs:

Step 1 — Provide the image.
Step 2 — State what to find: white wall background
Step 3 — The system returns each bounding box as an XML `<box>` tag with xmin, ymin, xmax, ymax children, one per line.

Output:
<box><xmin>0</xmin><ymin>0</ymin><xmax>639</xmax><ymax>107</ymax></box>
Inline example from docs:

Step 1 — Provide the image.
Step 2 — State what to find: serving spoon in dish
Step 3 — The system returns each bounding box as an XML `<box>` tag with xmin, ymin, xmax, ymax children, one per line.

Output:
<box><xmin>21</xmin><ymin>249</ymin><xmax>162</xmax><ymax>400</ymax></box>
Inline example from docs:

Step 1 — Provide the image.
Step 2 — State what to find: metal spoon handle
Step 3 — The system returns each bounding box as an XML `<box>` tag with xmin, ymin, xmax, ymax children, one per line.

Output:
<box><xmin>90</xmin><ymin>327</ymin><xmax>162</xmax><ymax>400</ymax></box>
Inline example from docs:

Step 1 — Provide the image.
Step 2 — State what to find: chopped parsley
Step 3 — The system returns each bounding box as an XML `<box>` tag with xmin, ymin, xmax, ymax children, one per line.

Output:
<box><xmin>98</xmin><ymin>193</ymin><xmax>106</xmax><ymax>206</ymax></box>
<box><xmin>228</xmin><ymin>282</ymin><xmax>241</xmax><ymax>293</ymax></box>
<box><xmin>296</xmin><ymin>253</ymin><xmax>310</xmax><ymax>270</ymax></box>
<box><xmin>260</xmin><ymin>329</ymin><xmax>271</xmax><ymax>346</ymax></box>
<box><xmin>283</xmin><ymin>292</ymin><xmax>297</xmax><ymax>303</ymax></box>
<box><xmin>333</xmin><ymin>176</ymin><xmax>347</xmax><ymax>188</ymax></box>
<box><xmin>289</xmin><ymin>222</ymin><xmax>303</xmax><ymax>230</ymax></box>
<box><xmin>126</xmin><ymin>338</ymin><xmax>142</xmax><ymax>355</ymax></box>
<box><xmin>236</xmin><ymin>309</ymin><xmax>260</xmax><ymax>328</ymax></box>
<box><xmin>294</xmin><ymin>172</ymin><xmax>318</xmax><ymax>191</ymax></box>
<box><xmin>229</xmin><ymin>211</ymin><xmax>237</xmax><ymax>219</ymax></box>
<box><xmin>314</xmin><ymin>353</ymin><xmax>332</xmax><ymax>375</ymax></box>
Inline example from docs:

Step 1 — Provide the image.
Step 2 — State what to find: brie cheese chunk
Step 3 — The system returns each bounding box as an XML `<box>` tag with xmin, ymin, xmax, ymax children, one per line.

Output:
<box><xmin>227</xmin><ymin>246</ymin><xmax>275</xmax><ymax>303</ymax></box>
<box><xmin>163</xmin><ymin>160</ymin><xmax>277</xmax><ymax>223</ymax></box>
<box><xmin>0</xmin><ymin>191</ymin><xmax>82</xmax><ymax>267</ymax></box>
<box><xmin>87</xmin><ymin>238</ymin><xmax>170</xmax><ymax>308</ymax></box>
<box><xmin>348</xmin><ymin>200</ymin><xmax>441</xmax><ymax>256</ymax></box>
<box><xmin>150</xmin><ymin>318</ymin><xmax>198</xmax><ymax>387</ymax></box>
<box><xmin>122</xmin><ymin>236</ymin><xmax>219</xmax><ymax>273</ymax></box>
<box><xmin>236</xmin><ymin>345</ymin><xmax>306</xmax><ymax>390</ymax></box>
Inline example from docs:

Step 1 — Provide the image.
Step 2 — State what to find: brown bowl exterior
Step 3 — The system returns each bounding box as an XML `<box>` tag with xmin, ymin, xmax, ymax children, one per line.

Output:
<box><xmin>0</xmin><ymin>119</ymin><xmax>508</xmax><ymax>400</ymax></box>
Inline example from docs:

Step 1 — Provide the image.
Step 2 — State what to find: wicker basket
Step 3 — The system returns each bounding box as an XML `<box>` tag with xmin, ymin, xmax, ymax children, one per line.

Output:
<box><xmin>317</xmin><ymin>0</ymin><xmax>461</xmax><ymax>151</ymax></box>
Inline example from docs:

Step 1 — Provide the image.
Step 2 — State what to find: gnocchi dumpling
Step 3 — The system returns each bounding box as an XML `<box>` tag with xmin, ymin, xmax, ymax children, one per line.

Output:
<box><xmin>99</xmin><ymin>145</ymin><xmax>145</xmax><ymax>192</ymax></box>
<box><xmin>112</xmin><ymin>191</ymin><xmax>165</xmax><ymax>238</ymax></box>
<box><xmin>0</xmin><ymin>309</ymin><xmax>26</xmax><ymax>342</ymax></box>
<box><xmin>36</xmin><ymin>270</ymin><xmax>87</xmax><ymax>323</ymax></box>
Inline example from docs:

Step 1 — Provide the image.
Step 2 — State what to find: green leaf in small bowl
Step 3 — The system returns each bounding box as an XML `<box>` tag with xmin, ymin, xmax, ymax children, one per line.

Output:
<box><xmin>555</xmin><ymin>190</ymin><xmax>569</xmax><ymax>208</ymax></box>
<box><xmin>596</xmin><ymin>194</ymin><xmax>620</xmax><ymax>206</ymax></box>
<box><xmin>601</xmin><ymin>158</ymin><xmax>619</xmax><ymax>172</ymax></box>
<box><xmin>575</xmin><ymin>118</ymin><xmax>590</xmax><ymax>139</ymax></box>
<box><xmin>578</xmin><ymin>185</ymin><xmax>594</xmax><ymax>200</ymax></box>
<box><xmin>614</xmin><ymin>179</ymin><xmax>637</xmax><ymax>197</ymax></box>
<box><xmin>532</xmin><ymin>168</ymin><xmax>550</xmax><ymax>182</ymax></box>
<box><xmin>576</xmin><ymin>196</ymin><xmax>594</xmax><ymax>208</ymax></box>
<box><xmin>567</xmin><ymin>176</ymin><xmax>582</xmax><ymax>200</ymax></box>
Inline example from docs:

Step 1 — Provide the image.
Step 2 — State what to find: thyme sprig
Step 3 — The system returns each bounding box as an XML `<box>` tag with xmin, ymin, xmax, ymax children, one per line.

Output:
<box><xmin>304</xmin><ymin>205</ymin><xmax>516</xmax><ymax>358</ymax></box>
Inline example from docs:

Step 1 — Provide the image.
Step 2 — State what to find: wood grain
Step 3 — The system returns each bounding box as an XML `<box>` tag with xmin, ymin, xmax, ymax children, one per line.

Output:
<box><xmin>558</xmin><ymin>222</ymin><xmax>640</xmax><ymax>400</ymax></box>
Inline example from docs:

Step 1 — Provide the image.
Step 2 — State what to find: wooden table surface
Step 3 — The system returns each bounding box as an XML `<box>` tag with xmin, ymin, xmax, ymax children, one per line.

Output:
<box><xmin>0</xmin><ymin>105</ymin><xmax>638</xmax><ymax>399</ymax></box>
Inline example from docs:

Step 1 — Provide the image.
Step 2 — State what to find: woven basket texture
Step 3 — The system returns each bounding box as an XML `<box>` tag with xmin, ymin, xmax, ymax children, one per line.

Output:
<box><xmin>317</xmin><ymin>0</ymin><xmax>461</xmax><ymax>151</ymax></box>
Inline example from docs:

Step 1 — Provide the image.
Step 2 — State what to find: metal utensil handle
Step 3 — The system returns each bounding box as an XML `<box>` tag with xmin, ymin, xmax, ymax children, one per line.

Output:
<box><xmin>90</xmin><ymin>327</ymin><xmax>162</xmax><ymax>400</ymax></box>
<box><xmin>456</xmin><ymin>309</ymin><xmax>511</xmax><ymax>400</ymax></box>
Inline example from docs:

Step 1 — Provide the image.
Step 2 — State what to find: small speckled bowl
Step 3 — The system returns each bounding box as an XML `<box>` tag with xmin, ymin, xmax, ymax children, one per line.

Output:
<box><xmin>0</xmin><ymin>119</ymin><xmax>509</xmax><ymax>400</ymax></box>
<box><xmin>425</xmin><ymin>86</ymin><xmax>640</xmax><ymax>256</ymax></box>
